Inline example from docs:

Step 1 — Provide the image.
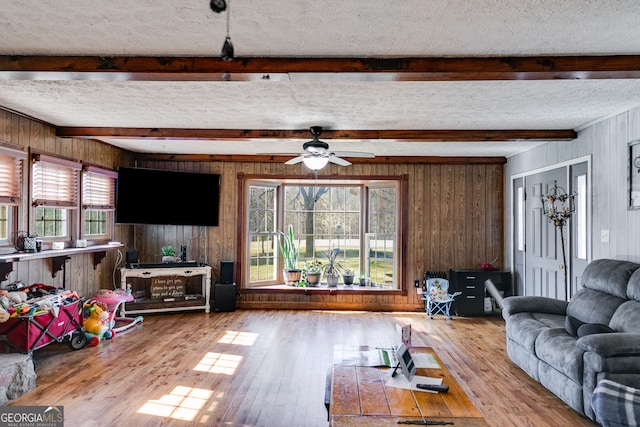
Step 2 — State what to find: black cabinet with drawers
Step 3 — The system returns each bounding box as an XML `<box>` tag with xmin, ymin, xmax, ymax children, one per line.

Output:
<box><xmin>449</xmin><ymin>269</ymin><xmax>513</xmax><ymax>316</ymax></box>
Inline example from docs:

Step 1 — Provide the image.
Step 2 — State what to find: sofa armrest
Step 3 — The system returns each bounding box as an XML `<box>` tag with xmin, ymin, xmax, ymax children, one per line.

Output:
<box><xmin>577</xmin><ymin>333</ymin><xmax>640</xmax><ymax>357</ymax></box>
<box><xmin>502</xmin><ymin>296</ymin><xmax>568</xmax><ymax>319</ymax></box>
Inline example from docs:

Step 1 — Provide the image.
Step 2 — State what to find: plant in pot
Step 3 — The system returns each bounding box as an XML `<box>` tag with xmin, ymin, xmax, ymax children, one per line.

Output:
<box><xmin>161</xmin><ymin>245</ymin><xmax>176</xmax><ymax>263</ymax></box>
<box><xmin>342</xmin><ymin>268</ymin><xmax>355</xmax><ymax>286</ymax></box>
<box><xmin>323</xmin><ymin>248</ymin><xmax>343</xmax><ymax>287</ymax></box>
<box><xmin>304</xmin><ymin>260</ymin><xmax>323</xmax><ymax>287</ymax></box>
<box><xmin>359</xmin><ymin>272</ymin><xmax>369</xmax><ymax>286</ymax></box>
<box><xmin>278</xmin><ymin>225</ymin><xmax>301</xmax><ymax>285</ymax></box>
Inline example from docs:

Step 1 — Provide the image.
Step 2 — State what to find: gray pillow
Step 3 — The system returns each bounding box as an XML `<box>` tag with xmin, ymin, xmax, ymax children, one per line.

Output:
<box><xmin>577</xmin><ymin>323</ymin><xmax>614</xmax><ymax>338</ymax></box>
<box><xmin>565</xmin><ymin>315</ymin><xmax>585</xmax><ymax>337</ymax></box>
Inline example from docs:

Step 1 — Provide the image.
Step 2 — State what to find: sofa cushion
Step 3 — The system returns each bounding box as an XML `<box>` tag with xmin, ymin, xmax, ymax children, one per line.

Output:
<box><xmin>566</xmin><ymin>288</ymin><xmax>626</xmax><ymax>325</ymax></box>
<box><xmin>582</xmin><ymin>259</ymin><xmax>640</xmax><ymax>298</ymax></box>
<box><xmin>536</xmin><ymin>327</ymin><xmax>585</xmax><ymax>383</ymax></box>
<box><xmin>628</xmin><ymin>268</ymin><xmax>640</xmax><ymax>302</ymax></box>
<box><xmin>565</xmin><ymin>315</ymin><xmax>585</xmax><ymax>337</ymax></box>
<box><xmin>610</xmin><ymin>300</ymin><xmax>640</xmax><ymax>333</ymax></box>
<box><xmin>577</xmin><ymin>323</ymin><xmax>614</xmax><ymax>337</ymax></box>
<box><xmin>506</xmin><ymin>312</ymin><xmax>565</xmax><ymax>352</ymax></box>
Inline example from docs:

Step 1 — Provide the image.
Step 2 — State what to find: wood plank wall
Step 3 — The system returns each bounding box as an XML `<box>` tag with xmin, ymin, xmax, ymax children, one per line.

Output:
<box><xmin>135</xmin><ymin>160</ymin><xmax>505</xmax><ymax>311</ymax></box>
<box><xmin>0</xmin><ymin>109</ymin><xmax>133</xmax><ymax>296</ymax></box>
<box><xmin>1</xmin><ymin>108</ymin><xmax>505</xmax><ymax>310</ymax></box>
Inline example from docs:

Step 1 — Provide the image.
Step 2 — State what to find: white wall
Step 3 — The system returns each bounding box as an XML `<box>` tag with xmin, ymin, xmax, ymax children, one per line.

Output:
<box><xmin>505</xmin><ymin>106</ymin><xmax>640</xmax><ymax>267</ymax></box>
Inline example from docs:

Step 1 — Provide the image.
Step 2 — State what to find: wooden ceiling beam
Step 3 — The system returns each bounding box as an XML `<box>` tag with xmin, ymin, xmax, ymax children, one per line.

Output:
<box><xmin>2</xmin><ymin>55</ymin><xmax>640</xmax><ymax>81</ymax></box>
<box><xmin>56</xmin><ymin>127</ymin><xmax>576</xmax><ymax>142</ymax></box>
<box><xmin>133</xmin><ymin>153</ymin><xmax>508</xmax><ymax>164</ymax></box>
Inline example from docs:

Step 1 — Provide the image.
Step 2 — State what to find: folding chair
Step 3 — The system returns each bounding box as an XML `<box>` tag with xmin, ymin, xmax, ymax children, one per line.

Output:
<box><xmin>422</xmin><ymin>278</ymin><xmax>461</xmax><ymax>319</ymax></box>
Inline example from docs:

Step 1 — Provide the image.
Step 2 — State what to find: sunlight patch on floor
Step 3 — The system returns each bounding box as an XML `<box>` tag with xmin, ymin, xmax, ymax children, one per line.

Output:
<box><xmin>218</xmin><ymin>330</ymin><xmax>258</xmax><ymax>346</ymax></box>
<box><xmin>194</xmin><ymin>352</ymin><xmax>243</xmax><ymax>375</ymax></box>
<box><xmin>137</xmin><ymin>386</ymin><xmax>213</xmax><ymax>421</ymax></box>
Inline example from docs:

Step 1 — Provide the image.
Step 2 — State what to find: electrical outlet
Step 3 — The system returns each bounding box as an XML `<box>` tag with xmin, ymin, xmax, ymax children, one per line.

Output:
<box><xmin>414</xmin><ymin>279</ymin><xmax>420</xmax><ymax>288</ymax></box>
<box><xmin>601</xmin><ymin>229</ymin><xmax>610</xmax><ymax>243</ymax></box>
<box><xmin>416</xmin><ymin>288</ymin><xmax>423</xmax><ymax>295</ymax></box>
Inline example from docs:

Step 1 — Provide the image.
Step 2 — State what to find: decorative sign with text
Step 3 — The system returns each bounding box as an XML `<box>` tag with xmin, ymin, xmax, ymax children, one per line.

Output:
<box><xmin>150</xmin><ymin>277</ymin><xmax>186</xmax><ymax>299</ymax></box>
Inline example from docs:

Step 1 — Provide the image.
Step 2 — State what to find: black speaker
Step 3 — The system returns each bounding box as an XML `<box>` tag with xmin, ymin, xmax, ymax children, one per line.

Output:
<box><xmin>220</xmin><ymin>260</ymin><xmax>234</xmax><ymax>284</ymax></box>
<box><xmin>214</xmin><ymin>283</ymin><xmax>237</xmax><ymax>312</ymax></box>
<box><xmin>126</xmin><ymin>249</ymin><xmax>139</xmax><ymax>267</ymax></box>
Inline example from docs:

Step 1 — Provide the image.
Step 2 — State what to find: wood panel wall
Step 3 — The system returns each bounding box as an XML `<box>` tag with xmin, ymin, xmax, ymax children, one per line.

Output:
<box><xmin>1</xmin><ymin>108</ymin><xmax>505</xmax><ymax>310</ymax></box>
<box><xmin>135</xmin><ymin>160</ymin><xmax>505</xmax><ymax>311</ymax></box>
<box><xmin>0</xmin><ymin>109</ymin><xmax>133</xmax><ymax>296</ymax></box>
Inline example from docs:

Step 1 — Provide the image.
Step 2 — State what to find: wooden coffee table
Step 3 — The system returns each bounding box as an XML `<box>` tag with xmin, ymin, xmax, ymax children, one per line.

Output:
<box><xmin>329</xmin><ymin>346</ymin><xmax>488</xmax><ymax>426</ymax></box>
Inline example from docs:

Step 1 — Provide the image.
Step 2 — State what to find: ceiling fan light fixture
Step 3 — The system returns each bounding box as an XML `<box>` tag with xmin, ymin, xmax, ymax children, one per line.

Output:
<box><xmin>303</xmin><ymin>156</ymin><xmax>329</xmax><ymax>170</ymax></box>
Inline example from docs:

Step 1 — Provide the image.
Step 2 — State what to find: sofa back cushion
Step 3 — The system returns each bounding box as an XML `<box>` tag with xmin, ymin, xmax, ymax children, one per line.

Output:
<box><xmin>627</xmin><ymin>268</ymin><xmax>640</xmax><ymax>301</ymax></box>
<box><xmin>610</xmin><ymin>300</ymin><xmax>640</xmax><ymax>333</ymax></box>
<box><xmin>567</xmin><ymin>288</ymin><xmax>626</xmax><ymax>324</ymax></box>
<box><xmin>581</xmin><ymin>259</ymin><xmax>640</xmax><ymax>298</ymax></box>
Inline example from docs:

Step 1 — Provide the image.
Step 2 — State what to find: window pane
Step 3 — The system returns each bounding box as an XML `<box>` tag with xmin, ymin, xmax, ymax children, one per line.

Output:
<box><xmin>36</xmin><ymin>207</ymin><xmax>68</xmax><ymax>238</ymax></box>
<box><xmin>517</xmin><ymin>186</ymin><xmax>525</xmax><ymax>251</ymax></box>
<box><xmin>248</xmin><ymin>185</ymin><xmax>277</xmax><ymax>283</ymax></box>
<box><xmin>368</xmin><ymin>186</ymin><xmax>397</xmax><ymax>287</ymax></box>
<box><xmin>84</xmin><ymin>209</ymin><xmax>109</xmax><ymax>237</ymax></box>
<box><xmin>0</xmin><ymin>205</ymin><xmax>7</xmax><ymax>240</ymax></box>
<box><xmin>576</xmin><ymin>174</ymin><xmax>587</xmax><ymax>260</ymax></box>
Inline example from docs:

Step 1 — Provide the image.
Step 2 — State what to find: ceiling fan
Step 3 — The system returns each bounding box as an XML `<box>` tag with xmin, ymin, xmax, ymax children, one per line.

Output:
<box><xmin>285</xmin><ymin>126</ymin><xmax>375</xmax><ymax>170</ymax></box>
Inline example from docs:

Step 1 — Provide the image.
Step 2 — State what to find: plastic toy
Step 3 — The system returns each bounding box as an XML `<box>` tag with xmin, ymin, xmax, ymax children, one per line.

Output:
<box><xmin>92</xmin><ymin>289</ymin><xmax>143</xmax><ymax>333</ymax></box>
<box><xmin>83</xmin><ymin>301</ymin><xmax>115</xmax><ymax>347</ymax></box>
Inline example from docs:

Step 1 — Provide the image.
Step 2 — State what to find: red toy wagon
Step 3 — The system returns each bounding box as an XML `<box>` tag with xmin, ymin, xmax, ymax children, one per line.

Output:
<box><xmin>0</xmin><ymin>297</ymin><xmax>86</xmax><ymax>355</ymax></box>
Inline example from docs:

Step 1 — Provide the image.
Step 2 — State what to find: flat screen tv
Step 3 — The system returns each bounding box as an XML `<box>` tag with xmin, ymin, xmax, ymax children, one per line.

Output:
<box><xmin>116</xmin><ymin>167</ymin><xmax>220</xmax><ymax>226</ymax></box>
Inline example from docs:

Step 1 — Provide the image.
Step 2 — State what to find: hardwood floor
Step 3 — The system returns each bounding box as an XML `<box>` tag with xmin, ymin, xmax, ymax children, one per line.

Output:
<box><xmin>9</xmin><ymin>310</ymin><xmax>597</xmax><ymax>427</ymax></box>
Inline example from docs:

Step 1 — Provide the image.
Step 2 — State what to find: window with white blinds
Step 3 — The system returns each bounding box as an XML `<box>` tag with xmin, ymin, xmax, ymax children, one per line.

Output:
<box><xmin>0</xmin><ymin>146</ymin><xmax>27</xmax><ymax>205</ymax></box>
<box><xmin>82</xmin><ymin>166</ymin><xmax>117</xmax><ymax>210</ymax></box>
<box><xmin>31</xmin><ymin>154</ymin><xmax>81</xmax><ymax>208</ymax></box>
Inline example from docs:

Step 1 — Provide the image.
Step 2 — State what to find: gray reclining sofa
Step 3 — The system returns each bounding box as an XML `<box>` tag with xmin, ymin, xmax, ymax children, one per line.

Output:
<box><xmin>502</xmin><ymin>258</ymin><xmax>640</xmax><ymax>421</ymax></box>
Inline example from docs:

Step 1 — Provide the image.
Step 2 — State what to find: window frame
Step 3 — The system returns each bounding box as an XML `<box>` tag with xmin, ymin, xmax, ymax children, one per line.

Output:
<box><xmin>81</xmin><ymin>164</ymin><xmax>117</xmax><ymax>242</ymax></box>
<box><xmin>0</xmin><ymin>143</ymin><xmax>27</xmax><ymax>250</ymax></box>
<box><xmin>30</xmin><ymin>152</ymin><xmax>82</xmax><ymax>243</ymax></box>
<box><xmin>238</xmin><ymin>173</ymin><xmax>408</xmax><ymax>294</ymax></box>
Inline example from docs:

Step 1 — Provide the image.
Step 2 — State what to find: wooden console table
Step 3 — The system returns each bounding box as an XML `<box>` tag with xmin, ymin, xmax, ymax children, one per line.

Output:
<box><xmin>329</xmin><ymin>346</ymin><xmax>487</xmax><ymax>426</ymax></box>
<box><xmin>120</xmin><ymin>265</ymin><xmax>212</xmax><ymax>315</ymax></box>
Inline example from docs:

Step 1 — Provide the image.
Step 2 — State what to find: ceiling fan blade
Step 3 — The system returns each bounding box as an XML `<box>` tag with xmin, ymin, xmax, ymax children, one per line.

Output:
<box><xmin>332</xmin><ymin>151</ymin><xmax>375</xmax><ymax>159</ymax></box>
<box><xmin>285</xmin><ymin>156</ymin><xmax>305</xmax><ymax>165</ymax></box>
<box><xmin>328</xmin><ymin>155</ymin><xmax>352</xmax><ymax>166</ymax></box>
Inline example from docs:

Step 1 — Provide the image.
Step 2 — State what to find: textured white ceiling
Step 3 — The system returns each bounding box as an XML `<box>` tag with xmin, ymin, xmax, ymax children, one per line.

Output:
<box><xmin>1</xmin><ymin>0</ymin><xmax>640</xmax><ymax>158</ymax></box>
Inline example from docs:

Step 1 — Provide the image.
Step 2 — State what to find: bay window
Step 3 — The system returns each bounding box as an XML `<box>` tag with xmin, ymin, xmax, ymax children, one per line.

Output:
<box><xmin>243</xmin><ymin>176</ymin><xmax>405</xmax><ymax>290</ymax></box>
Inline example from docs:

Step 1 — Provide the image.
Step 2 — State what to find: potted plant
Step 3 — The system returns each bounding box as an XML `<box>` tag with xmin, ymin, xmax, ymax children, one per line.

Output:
<box><xmin>161</xmin><ymin>245</ymin><xmax>176</xmax><ymax>263</ymax></box>
<box><xmin>304</xmin><ymin>260</ymin><xmax>323</xmax><ymax>287</ymax></box>
<box><xmin>342</xmin><ymin>268</ymin><xmax>355</xmax><ymax>286</ymax></box>
<box><xmin>359</xmin><ymin>273</ymin><xmax>369</xmax><ymax>286</ymax></box>
<box><xmin>278</xmin><ymin>225</ymin><xmax>301</xmax><ymax>285</ymax></box>
<box><xmin>323</xmin><ymin>248</ymin><xmax>342</xmax><ymax>287</ymax></box>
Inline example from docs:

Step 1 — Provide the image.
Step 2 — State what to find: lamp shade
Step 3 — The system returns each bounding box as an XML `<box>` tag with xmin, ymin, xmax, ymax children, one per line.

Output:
<box><xmin>302</xmin><ymin>156</ymin><xmax>329</xmax><ymax>170</ymax></box>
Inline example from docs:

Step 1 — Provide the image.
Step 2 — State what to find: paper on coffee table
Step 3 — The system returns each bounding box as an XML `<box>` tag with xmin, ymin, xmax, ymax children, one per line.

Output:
<box><xmin>386</xmin><ymin>374</ymin><xmax>442</xmax><ymax>392</ymax></box>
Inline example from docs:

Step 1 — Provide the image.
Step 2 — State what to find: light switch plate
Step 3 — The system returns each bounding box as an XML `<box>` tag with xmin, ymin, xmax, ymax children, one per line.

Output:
<box><xmin>601</xmin><ymin>230</ymin><xmax>610</xmax><ymax>243</ymax></box>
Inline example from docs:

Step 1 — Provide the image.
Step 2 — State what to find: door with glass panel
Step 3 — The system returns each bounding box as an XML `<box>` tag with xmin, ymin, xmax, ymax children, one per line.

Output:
<box><xmin>514</xmin><ymin>161</ymin><xmax>590</xmax><ymax>301</ymax></box>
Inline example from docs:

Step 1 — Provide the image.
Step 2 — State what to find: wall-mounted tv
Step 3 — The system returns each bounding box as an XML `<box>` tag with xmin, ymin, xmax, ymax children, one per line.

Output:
<box><xmin>116</xmin><ymin>167</ymin><xmax>220</xmax><ymax>226</ymax></box>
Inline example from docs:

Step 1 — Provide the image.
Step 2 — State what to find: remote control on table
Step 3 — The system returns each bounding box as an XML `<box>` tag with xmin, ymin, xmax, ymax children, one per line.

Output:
<box><xmin>416</xmin><ymin>383</ymin><xmax>449</xmax><ymax>393</ymax></box>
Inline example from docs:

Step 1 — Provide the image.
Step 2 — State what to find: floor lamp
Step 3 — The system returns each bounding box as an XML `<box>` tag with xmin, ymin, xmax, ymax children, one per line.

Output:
<box><xmin>541</xmin><ymin>181</ymin><xmax>577</xmax><ymax>294</ymax></box>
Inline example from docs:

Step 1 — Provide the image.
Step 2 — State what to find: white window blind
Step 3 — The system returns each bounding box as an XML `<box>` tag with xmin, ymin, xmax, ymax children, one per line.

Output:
<box><xmin>0</xmin><ymin>146</ymin><xmax>26</xmax><ymax>205</ymax></box>
<box><xmin>82</xmin><ymin>166</ymin><xmax>117</xmax><ymax>210</ymax></box>
<box><xmin>32</xmin><ymin>154</ymin><xmax>81</xmax><ymax>208</ymax></box>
